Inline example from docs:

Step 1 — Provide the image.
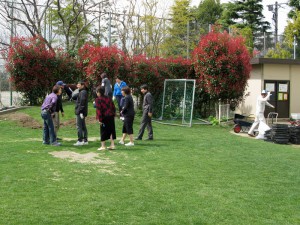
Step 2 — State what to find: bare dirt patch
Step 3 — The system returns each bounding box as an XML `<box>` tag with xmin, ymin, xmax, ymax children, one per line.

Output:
<box><xmin>49</xmin><ymin>151</ymin><xmax>115</xmax><ymax>165</ymax></box>
<box><xmin>0</xmin><ymin>112</ymin><xmax>42</xmax><ymax>129</ymax></box>
<box><xmin>58</xmin><ymin>116</ymin><xmax>97</xmax><ymax>128</ymax></box>
<box><xmin>0</xmin><ymin>112</ymin><xmax>97</xmax><ymax>129</ymax></box>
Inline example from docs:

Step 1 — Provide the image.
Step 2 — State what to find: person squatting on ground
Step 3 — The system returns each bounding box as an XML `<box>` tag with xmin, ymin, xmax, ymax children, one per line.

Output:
<box><xmin>101</xmin><ymin>72</ymin><xmax>113</xmax><ymax>98</ymax></box>
<box><xmin>53</xmin><ymin>81</ymin><xmax>66</xmax><ymax>140</ymax></box>
<box><xmin>95</xmin><ymin>86</ymin><xmax>117</xmax><ymax>151</ymax></box>
<box><xmin>119</xmin><ymin>86</ymin><xmax>135</xmax><ymax>146</ymax></box>
<box><xmin>74</xmin><ymin>81</ymin><xmax>89</xmax><ymax>146</ymax></box>
<box><xmin>135</xmin><ymin>84</ymin><xmax>154</xmax><ymax>141</ymax></box>
<box><xmin>248</xmin><ymin>90</ymin><xmax>274</xmax><ymax>137</ymax></box>
<box><xmin>41</xmin><ymin>85</ymin><xmax>62</xmax><ymax>146</ymax></box>
<box><xmin>113</xmin><ymin>76</ymin><xmax>127</xmax><ymax>114</ymax></box>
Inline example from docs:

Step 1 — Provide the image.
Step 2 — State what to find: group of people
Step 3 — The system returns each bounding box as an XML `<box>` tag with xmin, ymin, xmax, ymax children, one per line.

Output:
<box><xmin>40</xmin><ymin>74</ymin><xmax>154</xmax><ymax>150</ymax></box>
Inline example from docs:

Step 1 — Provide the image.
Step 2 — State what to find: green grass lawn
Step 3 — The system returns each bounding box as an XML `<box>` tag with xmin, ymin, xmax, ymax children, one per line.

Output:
<box><xmin>0</xmin><ymin>103</ymin><xmax>299</xmax><ymax>225</ymax></box>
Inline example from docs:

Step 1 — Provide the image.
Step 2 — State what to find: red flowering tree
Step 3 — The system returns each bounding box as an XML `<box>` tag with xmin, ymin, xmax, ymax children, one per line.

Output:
<box><xmin>125</xmin><ymin>55</ymin><xmax>193</xmax><ymax>91</ymax></box>
<box><xmin>192</xmin><ymin>29</ymin><xmax>251</xmax><ymax>107</ymax></box>
<box><xmin>78</xmin><ymin>44</ymin><xmax>127</xmax><ymax>86</ymax></box>
<box><xmin>4</xmin><ymin>36</ymin><xmax>81</xmax><ymax>105</ymax></box>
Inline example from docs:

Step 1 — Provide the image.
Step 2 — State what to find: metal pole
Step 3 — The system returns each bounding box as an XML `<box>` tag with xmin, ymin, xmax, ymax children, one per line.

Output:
<box><xmin>263</xmin><ymin>32</ymin><xmax>266</xmax><ymax>55</ymax></box>
<box><xmin>190</xmin><ymin>80</ymin><xmax>196</xmax><ymax>127</ymax></box>
<box><xmin>182</xmin><ymin>80</ymin><xmax>187</xmax><ymax>125</ymax></box>
<box><xmin>218</xmin><ymin>99</ymin><xmax>221</xmax><ymax>125</ymax></box>
<box><xmin>49</xmin><ymin>7</ymin><xmax>52</xmax><ymax>43</ymax></box>
<box><xmin>137</xmin><ymin>15</ymin><xmax>140</xmax><ymax>54</ymax></box>
<box><xmin>44</xmin><ymin>9</ymin><xmax>47</xmax><ymax>39</ymax></box>
<box><xmin>159</xmin><ymin>79</ymin><xmax>167</xmax><ymax>120</ymax></box>
<box><xmin>186</xmin><ymin>21</ymin><xmax>189</xmax><ymax>59</ymax></box>
<box><xmin>294</xmin><ymin>35</ymin><xmax>296</xmax><ymax>59</ymax></box>
<box><xmin>10</xmin><ymin>1</ymin><xmax>14</xmax><ymax>106</ymax></box>
<box><xmin>108</xmin><ymin>12</ymin><xmax>111</xmax><ymax>46</ymax></box>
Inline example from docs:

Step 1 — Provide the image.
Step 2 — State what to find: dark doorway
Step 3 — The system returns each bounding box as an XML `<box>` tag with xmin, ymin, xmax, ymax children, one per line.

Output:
<box><xmin>264</xmin><ymin>80</ymin><xmax>290</xmax><ymax>118</ymax></box>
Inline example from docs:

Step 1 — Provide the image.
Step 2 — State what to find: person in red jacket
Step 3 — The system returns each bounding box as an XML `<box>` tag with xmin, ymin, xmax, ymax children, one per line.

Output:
<box><xmin>95</xmin><ymin>86</ymin><xmax>116</xmax><ymax>150</ymax></box>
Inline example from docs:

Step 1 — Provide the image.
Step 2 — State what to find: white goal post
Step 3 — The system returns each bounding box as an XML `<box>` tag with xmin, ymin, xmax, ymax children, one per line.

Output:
<box><xmin>157</xmin><ymin>79</ymin><xmax>196</xmax><ymax>127</ymax></box>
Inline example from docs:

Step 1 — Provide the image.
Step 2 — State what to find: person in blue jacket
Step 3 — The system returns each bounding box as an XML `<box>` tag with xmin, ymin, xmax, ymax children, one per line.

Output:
<box><xmin>113</xmin><ymin>76</ymin><xmax>127</xmax><ymax>113</ymax></box>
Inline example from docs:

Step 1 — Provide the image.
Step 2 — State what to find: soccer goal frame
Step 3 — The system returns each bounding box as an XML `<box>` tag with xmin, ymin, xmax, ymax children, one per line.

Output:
<box><xmin>157</xmin><ymin>79</ymin><xmax>196</xmax><ymax>127</ymax></box>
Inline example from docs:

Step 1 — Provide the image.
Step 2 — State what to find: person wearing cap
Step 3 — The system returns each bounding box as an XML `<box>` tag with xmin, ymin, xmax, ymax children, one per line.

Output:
<box><xmin>54</xmin><ymin>81</ymin><xmax>66</xmax><ymax>140</ymax></box>
<box><xmin>57</xmin><ymin>80</ymin><xmax>73</xmax><ymax>101</ymax></box>
<box><xmin>248</xmin><ymin>90</ymin><xmax>274</xmax><ymax>137</ymax></box>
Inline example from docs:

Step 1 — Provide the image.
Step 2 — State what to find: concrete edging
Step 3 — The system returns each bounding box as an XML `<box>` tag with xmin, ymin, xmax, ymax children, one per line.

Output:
<box><xmin>0</xmin><ymin>106</ymin><xmax>31</xmax><ymax>115</ymax></box>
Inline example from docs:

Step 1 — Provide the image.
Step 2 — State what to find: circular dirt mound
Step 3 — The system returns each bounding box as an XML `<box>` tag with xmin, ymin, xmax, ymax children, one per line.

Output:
<box><xmin>0</xmin><ymin>112</ymin><xmax>42</xmax><ymax>129</ymax></box>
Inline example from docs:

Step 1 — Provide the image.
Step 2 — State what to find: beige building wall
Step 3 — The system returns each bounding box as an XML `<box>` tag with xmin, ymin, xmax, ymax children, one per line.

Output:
<box><xmin>237</xmin><ymin>61</ymin><xmax>300</xmax><ymax>118</ymax></box>
<box><xmin>236</xmin><ymin>66</ymin><xmax>262</xmax><ymax>116</ymax></box>
<box><xmin>290</xmin><ymin>65</ymin><xmax>300</xmax><ymax>114</ymax></box>
<box><xmin>263</xmin><ymin>64</ymin><xmax>290</xmax><ymax>80</ymax></box>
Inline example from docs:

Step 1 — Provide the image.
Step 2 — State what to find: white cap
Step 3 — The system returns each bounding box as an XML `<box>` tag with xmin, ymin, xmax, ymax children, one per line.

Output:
<box><xmin>261</xmin><ymin>90</ymin><xmax>267</xmax><ymax>94</ymax></box>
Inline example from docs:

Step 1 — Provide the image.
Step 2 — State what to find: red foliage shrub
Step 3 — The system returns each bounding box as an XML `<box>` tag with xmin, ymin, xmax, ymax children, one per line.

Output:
<box><xmin>192</xmin><ymin>30</ymin><xmax>251</xmax><ymax>103</ymax></box>
<box><xmin>78</xmin><ymin>44</ymin><xmax>127</xmax><ymax>85</ymax></box>
<box><xmin>4</xmin><ymin>36</ymin><xmax>81</xmax><ymax>105</ymax></box>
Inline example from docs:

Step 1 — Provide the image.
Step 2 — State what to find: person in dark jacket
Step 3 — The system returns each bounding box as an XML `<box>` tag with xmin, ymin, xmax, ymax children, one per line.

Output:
<box><xmin>41</xmin><ymin>85</ymin><xmax>62</xmax><ymax>146</ymax></box>
<box><xmin>135</xmin><ymin>84</ymin><xmax>153</xmax><ymax>140</ymax></box>
<box><xmin>101</xmin><ymin>72</ymin><xmax>113</xmax><ymax>98</ymax></box>
<box><xmin>119</xmin><ymin>86</ymin><xmax>135</xmax><ymax>146</ymax></box>
<box><xmin>54</xmin><ymin>81</ymin><xmax>65</xmax><ymax>140</ymax></box>
<box><xmin>95</xmin><ymin>86</ymin><xmax>116</xmax><ymax>150</ymax></box>
<box><xmin>74</xmin><ymin>81</ymin><xmax>89</xmax><ymax>146</ymax></box>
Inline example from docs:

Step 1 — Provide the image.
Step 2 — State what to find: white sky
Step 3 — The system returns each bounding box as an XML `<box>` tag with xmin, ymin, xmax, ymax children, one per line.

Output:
<box><xmin>190</xmin><ymin>0</ymin><xmax>291</xmax><ymax>34</ymax></box>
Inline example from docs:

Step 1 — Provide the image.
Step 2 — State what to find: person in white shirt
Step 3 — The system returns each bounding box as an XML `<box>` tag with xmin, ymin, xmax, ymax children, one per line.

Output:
<box><xmin>248</xmin><ymin>90</ymin><xmax>274</xmax><ymax>137</ymax></box>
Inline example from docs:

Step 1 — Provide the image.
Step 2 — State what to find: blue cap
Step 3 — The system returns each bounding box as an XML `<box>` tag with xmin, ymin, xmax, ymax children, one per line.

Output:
<box><xmin>56</xmin><ymin>81</ymin><xmax>66</xmax><ymax>86</ymax></box>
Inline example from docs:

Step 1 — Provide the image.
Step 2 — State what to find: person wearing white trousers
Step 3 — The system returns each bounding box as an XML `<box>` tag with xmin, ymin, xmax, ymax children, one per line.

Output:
<box><xmin>248</xmin><ymin>90</ymin><xmax>274</xmax><ymax>137</ymax></box>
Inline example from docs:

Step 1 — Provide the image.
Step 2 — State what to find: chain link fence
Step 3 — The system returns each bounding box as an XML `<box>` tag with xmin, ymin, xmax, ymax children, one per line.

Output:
<box><xmin>0</xmin><ymin>63</ymin><xmax>23</xmax><ymax>109</ymax></box>
<box><xmin>254</xmin><ymin>33</ymin><xmax>295</xmax><ymax>58</ymax></box>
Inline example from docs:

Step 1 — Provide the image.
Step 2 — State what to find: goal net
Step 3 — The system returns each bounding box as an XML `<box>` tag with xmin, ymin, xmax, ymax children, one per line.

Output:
<box><xmin>156</xmin><ymin>79</ymin><xmax>196</xmax><ymax>127</ymax></box>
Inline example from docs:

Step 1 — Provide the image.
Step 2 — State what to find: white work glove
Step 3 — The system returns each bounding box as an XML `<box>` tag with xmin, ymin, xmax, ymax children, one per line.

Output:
<box><xmin>80</xmin><ymin>113</ymin><xmax>84</xmax><ymax>119</ymax></box>
<box><xmin>113</xmin><ymin>96</ymin><xmax>116</xmax><ymax>101</ymax></box>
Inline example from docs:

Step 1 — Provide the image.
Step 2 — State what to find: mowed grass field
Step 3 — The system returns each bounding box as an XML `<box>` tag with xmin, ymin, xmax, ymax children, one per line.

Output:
<box><xmin>0</xmin><ymin>102</ymin><xmax>299</xmax><ymax>225</ymax></box>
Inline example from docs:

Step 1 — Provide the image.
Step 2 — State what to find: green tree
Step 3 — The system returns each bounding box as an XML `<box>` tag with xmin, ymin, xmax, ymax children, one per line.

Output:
<box><xmin>217</xmin><ymin>2</ymin><xmax>238</xmax><ymax>28</ymax></box>
<box><xmin>230</xmin><ymin>26</ymin><xmax>254</xmax><ymax>52</ymax></box>
<box><xmin>162</xmin><ymin>0</ymin><xmax>191</xmax><ymax>58</ymax></box>
<box><xmin>284</xmin><ymin>10</ymin><xmax>300</xmax><ymax>59</ymax></box>
<box><xmin>48</xmin><ymin>0</ymin><xmax>94</xmax><ymax>52</ymax></box>
<box><xmin>194</xmin><ymin>0</ymin><xmax>223</xmax><ymax>34</ymax></box>
<box><xmin>232</xmin><ymin>0</ymin><xmax>269</xmax><ymax>32</ymax></box>
<box><xmin>219</xmin><ymin>0</ymin><xmax>270</xmax><ymax>50</ymax></box>
<box><xmin>288</xmin><ymin>0</ymin><xmax>300</xmax><ymax>19</ymax></box>
<box><xmin>265</xmin><ymin>43</ymin><xmax>292</xmax><ymax>59</ymax></box>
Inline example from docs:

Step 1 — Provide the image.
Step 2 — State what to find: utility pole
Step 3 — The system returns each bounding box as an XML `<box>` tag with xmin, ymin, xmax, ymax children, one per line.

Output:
<box><xmin>268</xmin><ymin>1</ymin><xmax>288</xmax><ymax>48</ymax></box>
<box><xmin>274</xmin><ymin>1</ymin><xmax>278</xmax><ymax>46</ymax></box>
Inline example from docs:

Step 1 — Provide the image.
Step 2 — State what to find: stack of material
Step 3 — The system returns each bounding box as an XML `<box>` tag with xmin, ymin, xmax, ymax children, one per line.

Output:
<box><xmin>264</xmin><ymin>124</ymin><xmax>289</xmax><ymax>144</ymax></box>
<box><xmin>289</xmin><ymin>126</ymin><xmax>300</xmax><ymax>144</ymax></box>
<box><xmin>264</xmin><ymin>129</ymin><xmax>272</xmax><ymax>142</ymax></box>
